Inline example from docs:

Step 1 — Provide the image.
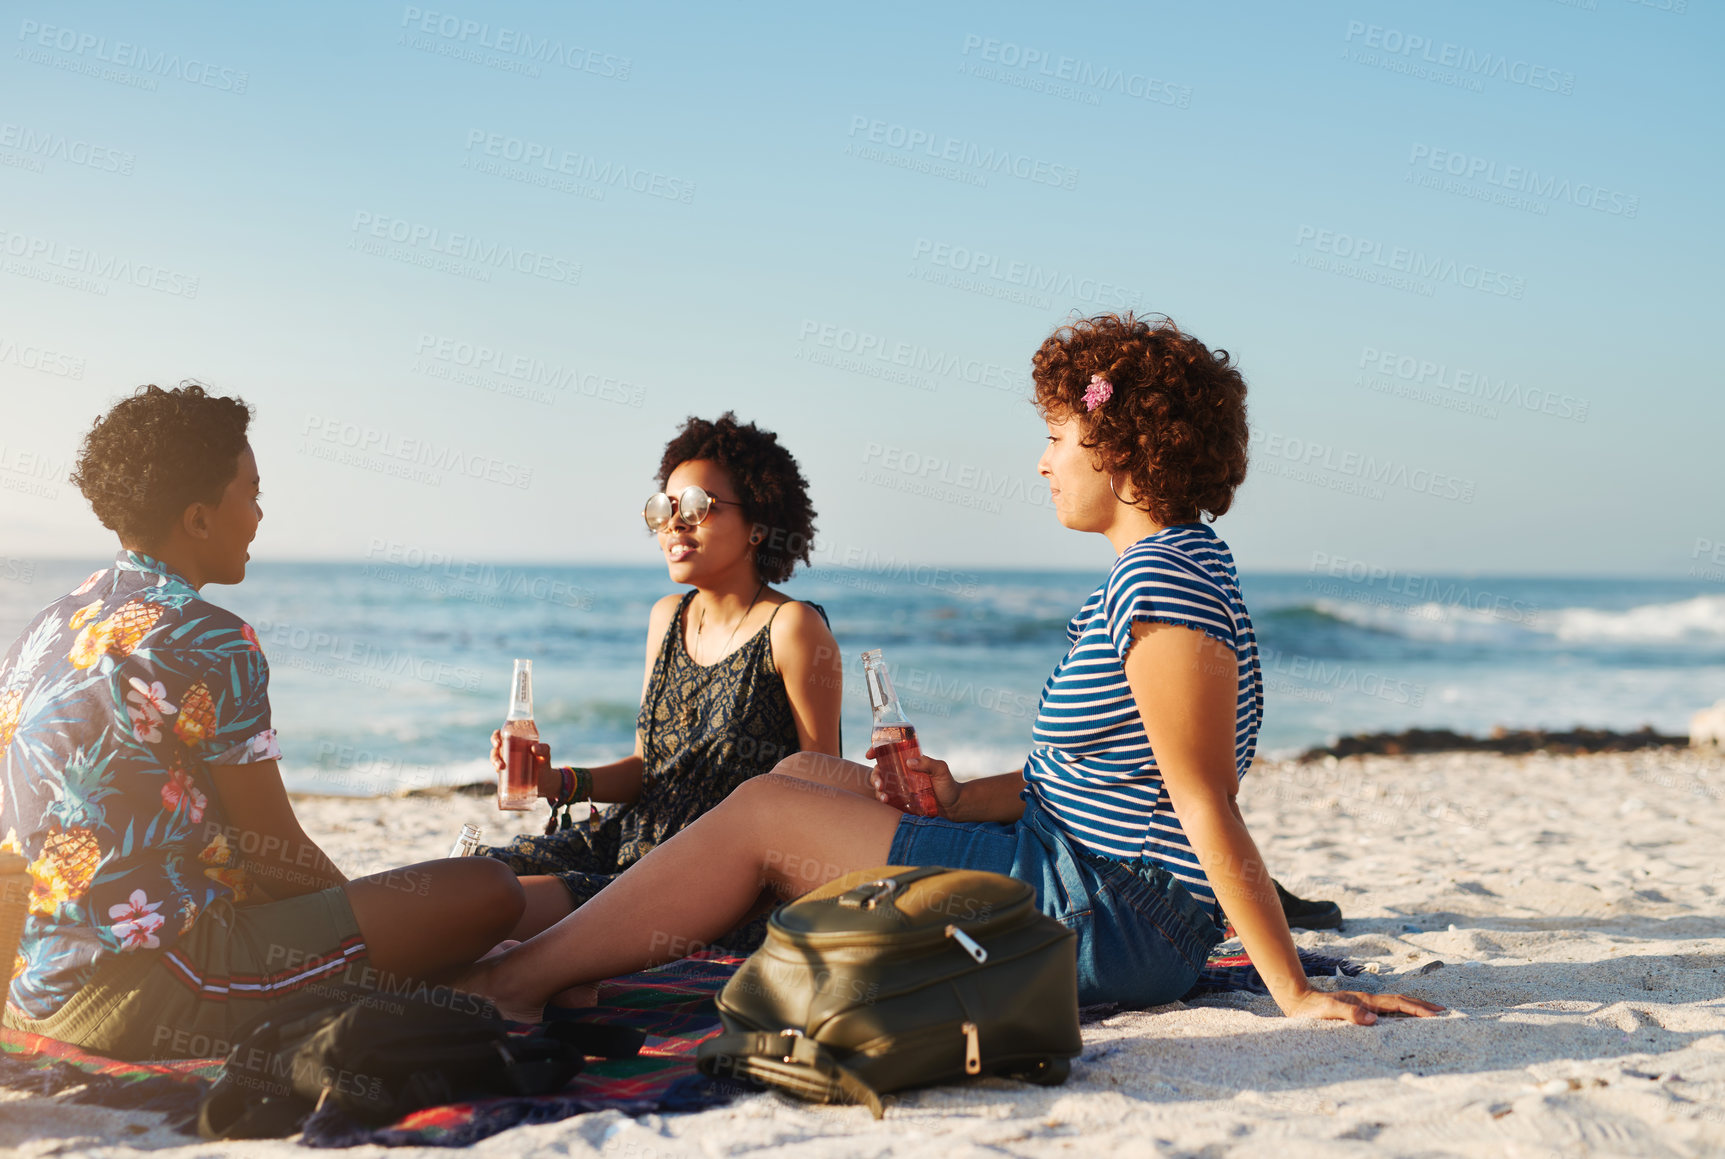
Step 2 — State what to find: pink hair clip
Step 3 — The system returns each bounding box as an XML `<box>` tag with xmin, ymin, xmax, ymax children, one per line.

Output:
<box><xmin>1083</xmin><ymin>374</ymin><xmax>1113</xmax><ymax>412</ymax></box>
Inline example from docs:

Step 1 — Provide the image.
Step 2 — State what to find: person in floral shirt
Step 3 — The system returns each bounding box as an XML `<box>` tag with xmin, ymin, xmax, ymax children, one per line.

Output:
<box><xmin>1</xmin><ymin>383</ymin><xmax>523</xmax><ymax>1059</ymax></box>
<box><xmin>1</xmin><ymin>548</ymin><xmax>279</xmax><ymax>1015</ymax></box>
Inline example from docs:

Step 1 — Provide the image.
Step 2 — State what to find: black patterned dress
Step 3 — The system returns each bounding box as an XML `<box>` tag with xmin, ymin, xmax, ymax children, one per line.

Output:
<box><xmin>479</xmin><ymin>592</ymin><xmax>826</xmax><ymax>950</ymax></box>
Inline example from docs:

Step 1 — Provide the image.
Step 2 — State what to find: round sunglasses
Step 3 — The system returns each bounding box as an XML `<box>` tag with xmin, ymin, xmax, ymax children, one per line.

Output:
<box><xmin>642</xmin><ymin>485</ymin><xmax>741</xmax><ymax>532</ymax></box>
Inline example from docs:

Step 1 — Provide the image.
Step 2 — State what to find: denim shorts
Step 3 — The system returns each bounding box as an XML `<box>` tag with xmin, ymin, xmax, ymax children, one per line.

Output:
<box><xmin>886</xmin><ymin>793</ymin><xmax>1224</xmax><ymax>1008</ymax></box>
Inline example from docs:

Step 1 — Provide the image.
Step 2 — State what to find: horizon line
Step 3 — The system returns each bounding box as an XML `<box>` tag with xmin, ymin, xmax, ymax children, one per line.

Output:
<box><xmin>3</xmin><ymin>555</ymin><xmax>1714</xmax><ymax>585</ymax></box>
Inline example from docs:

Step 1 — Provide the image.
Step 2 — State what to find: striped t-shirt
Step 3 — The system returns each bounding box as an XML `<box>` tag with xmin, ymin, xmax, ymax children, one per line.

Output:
<box><xmin>1022</xmin><ymin>523</ymin><xmax>1263</xmax><ymax>917</ymax></box>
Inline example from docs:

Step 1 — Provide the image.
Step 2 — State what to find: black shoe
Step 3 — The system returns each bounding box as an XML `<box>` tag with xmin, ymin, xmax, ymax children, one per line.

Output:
<box><xmin>1275</xmin><ymin>879</ymin><xmax>1343</xmax><ymax>930</ymax></box>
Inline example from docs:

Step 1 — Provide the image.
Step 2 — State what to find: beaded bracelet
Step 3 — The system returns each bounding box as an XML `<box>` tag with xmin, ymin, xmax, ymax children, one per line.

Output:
<box><xmin>545</xmin><ymin>766</ymin><xmax>594</xmax><ymax>835</ymax></box>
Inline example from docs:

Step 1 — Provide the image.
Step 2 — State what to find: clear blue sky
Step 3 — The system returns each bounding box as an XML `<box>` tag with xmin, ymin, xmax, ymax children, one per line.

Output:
<box><xmin>2</xmin><ymin>0</ymin><xmax>1719</xmax><ymax>576</ymax></box>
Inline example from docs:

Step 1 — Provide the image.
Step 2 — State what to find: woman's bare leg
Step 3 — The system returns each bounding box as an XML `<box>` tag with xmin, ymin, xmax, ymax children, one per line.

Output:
<box><xmin>509</xmin><ymin>876</ymin><xmax>578</xmax><ymax>940</ymax></box>
<box><xmin>466</xmin><ymin>772</ymin><xmax>902</xmax><ymax>1020</ymax></box>
<box><xmin>768</xmin><ymin>751</ymin><xmax>878</xmax><ymax>797</ymax></box>
<box><xmin>510</xmin><ymin>755</ymin><xmax>875</xmax><ymax>942</ymax></box>
<box><xmin>344</xmin><ymin>857</ymin><xmax>523</xmax><ymax>982</ymax></box>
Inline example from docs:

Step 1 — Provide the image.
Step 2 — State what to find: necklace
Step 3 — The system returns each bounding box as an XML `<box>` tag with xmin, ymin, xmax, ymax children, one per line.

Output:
<box><xmin>683</xmin><ymin>582</ymin><xmax>766</xmax><ymax>728</ymax></box>
<box><xmin>694</xmin><ymin>581</ymin><xmax>766</xmax><ymax>665</ymax></box>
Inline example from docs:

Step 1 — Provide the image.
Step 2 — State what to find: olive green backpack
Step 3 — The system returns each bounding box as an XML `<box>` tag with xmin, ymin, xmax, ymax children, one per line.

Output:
<box><xmin>696</xmin><ymin>865</ymin><xmax>1081</xmax><ymax>1116</ymax></box>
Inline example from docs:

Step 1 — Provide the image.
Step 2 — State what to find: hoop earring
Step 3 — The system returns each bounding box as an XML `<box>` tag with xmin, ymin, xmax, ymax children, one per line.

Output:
<box><xmin>1109</xmin><ymin>474</ymin><xmax>1130</xmax><ymax>505</ymax></box>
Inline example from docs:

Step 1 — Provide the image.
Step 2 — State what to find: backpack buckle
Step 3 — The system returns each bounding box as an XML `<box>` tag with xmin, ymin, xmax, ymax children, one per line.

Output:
<box><xmin>838</xmin><ymin>878</ymin><xmax>899</xmax><ymax>909</ymax></box>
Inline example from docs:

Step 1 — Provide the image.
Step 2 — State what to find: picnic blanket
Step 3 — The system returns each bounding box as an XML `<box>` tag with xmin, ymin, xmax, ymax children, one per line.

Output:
<box><xmin>0</xmin><ymin>954</ymin><xmax>751</xmax><ymax>1148</ymax></box>
<box><xmin>303</xmin><ymin>954</ymin><xmax>751</xmax><ymax>1147</ymax></box>
<box><xmin>1194</xmin><ymin>937</ymin><xmax>1364</xmax><ymax>997</ymax></box>
<box><xmin>1</xmin><ymin>944</ymin><xmax>1359</xmax><ymax>1146</ymax></box>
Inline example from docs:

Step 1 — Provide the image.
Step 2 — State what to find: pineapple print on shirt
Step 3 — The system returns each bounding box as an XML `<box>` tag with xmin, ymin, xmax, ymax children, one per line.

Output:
<box><xmin>0</xmin><ymin>550</ymin><xmax>281</xmax><ymax>1020</ymax></box>
<box><xmin>173</xmin><ymin>683</ymin><xmax>216</xmax><ymax>747</ymax></box>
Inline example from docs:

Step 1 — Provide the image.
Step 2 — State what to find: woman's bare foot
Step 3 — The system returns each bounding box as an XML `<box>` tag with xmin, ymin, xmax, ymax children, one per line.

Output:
<box><xmin>550</xmin><ymin>983</ymin><xmax>600</xmax><ymax>1009</ymax></box>
<box><xmin>449</xmin><ymin>954</ymin><xmax>544</xmax><ymax>1024</ymax></box>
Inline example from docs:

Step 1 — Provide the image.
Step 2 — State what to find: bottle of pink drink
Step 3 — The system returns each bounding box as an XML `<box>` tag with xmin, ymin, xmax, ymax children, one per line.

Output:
<box><xmin>863</xmin><ymin>648</ymin><xmax>940</xmax><ymax>817</ymax></box>
<box><xmin>498</xmin><ymin>659</ymin><xmax>538</xmax><ymax>811</ymax></box>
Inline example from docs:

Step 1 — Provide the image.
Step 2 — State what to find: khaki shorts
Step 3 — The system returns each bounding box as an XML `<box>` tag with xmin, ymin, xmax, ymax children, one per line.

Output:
<box><xmin>4</xmin><ymin>887</ymin><xmax>367</xmax><ymax>1061</ymax></box>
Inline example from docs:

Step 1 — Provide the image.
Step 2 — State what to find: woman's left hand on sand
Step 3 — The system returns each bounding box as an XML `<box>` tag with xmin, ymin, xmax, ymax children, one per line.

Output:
<box><xmin>1281</xmin><ymin>989</ymin><xmax>1445</xmax><ymax>1024</ymax></box>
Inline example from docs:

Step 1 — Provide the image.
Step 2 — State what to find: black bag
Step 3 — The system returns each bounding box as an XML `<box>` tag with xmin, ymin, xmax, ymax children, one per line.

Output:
<box><xmin>196</xmin><ymin>989</ymin><xmax>643</xmax><ymax>1139</ymax></box>
<box><xmin>696</xmin><ymin>865</ymin><xmax>1081</xmax><ymax>1117</ymax></box>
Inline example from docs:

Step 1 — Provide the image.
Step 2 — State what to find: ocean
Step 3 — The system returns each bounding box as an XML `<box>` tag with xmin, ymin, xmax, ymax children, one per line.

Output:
<box><xmin>2</xmin><ymin>559</ymin><xmax>1721</xmax><ymax>795</ymax></box>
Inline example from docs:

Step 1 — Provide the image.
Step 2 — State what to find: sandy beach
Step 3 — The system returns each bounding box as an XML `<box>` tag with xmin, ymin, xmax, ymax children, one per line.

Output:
<box><xmin>5</xmin><ymin>746</ymin><xmax>1724</xmax><ymax>1158</ymax></box>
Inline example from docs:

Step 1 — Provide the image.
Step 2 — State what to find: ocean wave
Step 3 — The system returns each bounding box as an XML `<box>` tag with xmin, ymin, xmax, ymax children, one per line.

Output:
<box><xmin>1533</xmin><ymin>594</ymin><xmax>1725</xmax><ymax>644</ymax></box>
<box><xmin>1265</xmin><ymin>594</ymin><xmax>1725</xmax><ymax>650</ymax></box>
<box><xmin>1307</xmin><ymin>598</ymin><xmax>1533</xmax><ymax>644</ymax></box>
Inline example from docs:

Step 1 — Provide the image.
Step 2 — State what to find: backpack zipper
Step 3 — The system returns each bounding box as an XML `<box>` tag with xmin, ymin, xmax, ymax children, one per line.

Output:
<box><xmin>945</xmin><ymin>924</ymin><xmax>988</xmax><ymax>963</ymax></box>
<box><xmin>775</xmin><ymin>901</ymin><xmax>1035</xmax><ymax>950</ymax></box>
<box><xmin>961</xmin><ymin>1022</ymin><xmax>980</xmax><ymax>1075</ymax></box>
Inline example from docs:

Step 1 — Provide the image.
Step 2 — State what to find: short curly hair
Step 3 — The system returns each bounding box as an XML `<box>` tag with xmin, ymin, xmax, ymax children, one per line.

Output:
<box><xmin>70</xmin><ymin>382</ymin><xmax>254</xmax><ymax>547</ymax></box>
<box><xmin>656</xmin><ymin>413</ymin><xmax>816</xmax><ymax>584</ymax></box>
<box><xmin>1032</xmin><ymin>313</ymin><xmax>1248</xmax><ymax>525</ymax></box>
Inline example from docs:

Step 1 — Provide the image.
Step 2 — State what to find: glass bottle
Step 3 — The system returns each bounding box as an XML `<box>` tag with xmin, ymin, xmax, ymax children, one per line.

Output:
<box><xmin>498</xmin><ymin>659</ymin><xmax>539</xmax><ymax>811</ymax></box>
<box><xmin>448</xmin><ymin>823</ymin><xmax>483</xmax><ymax>857</ymax></box>
<box><xmin>863</xmin><ymin>648</ymin><xmax>939</xmax><ymax>817</ymax></box>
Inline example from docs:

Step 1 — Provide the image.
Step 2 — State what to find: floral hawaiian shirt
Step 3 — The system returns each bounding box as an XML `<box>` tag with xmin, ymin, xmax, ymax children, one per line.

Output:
<box><xmin>0</xmin><ymin>550</ymin><xmax>279</xmax><ymax>1020</ymax></box>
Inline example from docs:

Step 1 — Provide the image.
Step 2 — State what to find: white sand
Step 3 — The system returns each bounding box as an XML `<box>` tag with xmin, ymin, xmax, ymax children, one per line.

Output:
<box><xmin>5</xmin><ymin>749</ymin><xmax>1724</xmax><ymax>1157</ymax></box>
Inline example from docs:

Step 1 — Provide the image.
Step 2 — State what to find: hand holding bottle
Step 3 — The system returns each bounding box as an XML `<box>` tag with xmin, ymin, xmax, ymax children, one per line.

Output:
<box><xmin>864</xmin><ymin>746</ymin><xmax>963</xmax><ymax>817</ymax></box>
<box><xmin>861</xmin><ymin>648</ymin><xmax>941</xmax><ymax>817</ymax></box>
<box><xmin>488</xmin><ymin>730</ymin><xmax>557</xmax><ymax>800</ymax></box>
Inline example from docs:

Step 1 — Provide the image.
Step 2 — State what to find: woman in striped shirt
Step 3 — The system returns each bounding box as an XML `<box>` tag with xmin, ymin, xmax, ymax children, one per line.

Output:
<box><xmin>467</xmin><ymin>313</ymin><xmax>1441</xmax><ymax>1026</ymax></box>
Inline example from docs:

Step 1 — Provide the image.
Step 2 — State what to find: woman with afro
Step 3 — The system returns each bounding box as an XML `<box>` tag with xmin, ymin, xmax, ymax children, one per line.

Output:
<box><xmin>478</xmin><ymin>413</ymin><xmax>844</xmax><ymax>954</ymax></box>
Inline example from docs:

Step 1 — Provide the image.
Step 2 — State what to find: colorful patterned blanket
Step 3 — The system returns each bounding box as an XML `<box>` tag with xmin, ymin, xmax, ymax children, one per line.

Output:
<box><xmin>303</xmin><ymin>955</ymin><xmax>751</xmax><ymax>1147</ymax></box>
<box><xmin>0</xmin><ymin>955</ymin><xmax>749</xmax><ymax>1148</ymax></box>
<box><xmin>1194</xmin><ymin>938</ymin><xmax>1363</xmax><ymax>997</ymax></box>
<box><xmin>0</xmin><ymin>946</ymin><xmax>1357</xmax><ymax>1147</ymax></box>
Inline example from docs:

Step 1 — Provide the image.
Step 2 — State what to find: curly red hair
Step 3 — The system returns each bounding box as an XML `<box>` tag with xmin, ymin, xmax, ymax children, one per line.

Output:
<box><xmin>1032</xmin><ymin>313</ymin><xmax>1248</xmax><ymax>525</ymax></box>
